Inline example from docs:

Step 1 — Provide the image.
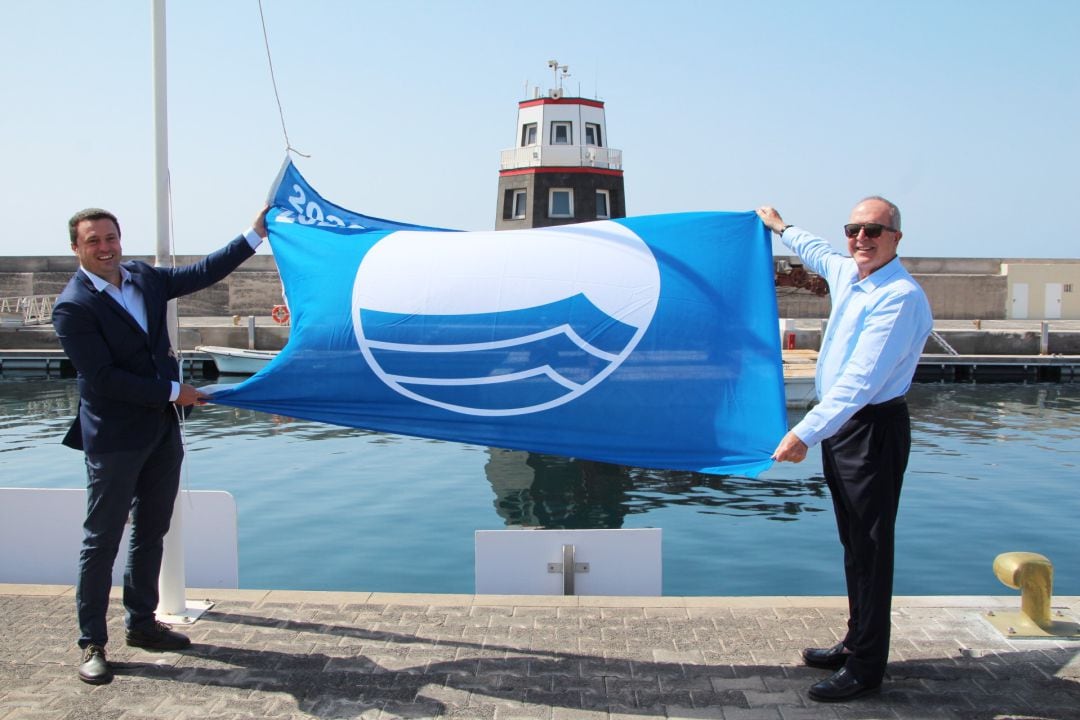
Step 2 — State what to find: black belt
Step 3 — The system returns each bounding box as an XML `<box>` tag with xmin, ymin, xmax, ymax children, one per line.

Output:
<box><xmin>851</xmin><ymin>395</ymin><xmax>907</xmax><ymax>422</ymax></box>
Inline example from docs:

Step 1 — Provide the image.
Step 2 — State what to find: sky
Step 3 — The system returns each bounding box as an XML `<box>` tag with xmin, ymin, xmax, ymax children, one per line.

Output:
<box><xmin>1</xmin><ymin>0</ymin><xmax>1077</xmax><ymax>259</ymax></box>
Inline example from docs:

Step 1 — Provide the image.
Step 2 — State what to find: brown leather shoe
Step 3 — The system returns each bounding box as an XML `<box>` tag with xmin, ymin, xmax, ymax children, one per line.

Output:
<box><xmin>78</xmin><ymin>645</ymin><xmax>113</xmax><ymax>684</ymax></box>
<box><xmin>802</xmin><ymin>641</ymin><xmax>850</xmax><ymax>670</ymax></box>
<box><xmin>125</xmin><ymin>621</ymin><xmax>191</xmax><ymax>651</ymax></box>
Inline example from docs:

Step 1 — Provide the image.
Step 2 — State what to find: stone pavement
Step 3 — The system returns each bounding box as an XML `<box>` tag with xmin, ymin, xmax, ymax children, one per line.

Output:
<box><xmin>2</xmin><ymin>586</ymin><xmax>1078</xmax><ymax>720</ymax></box>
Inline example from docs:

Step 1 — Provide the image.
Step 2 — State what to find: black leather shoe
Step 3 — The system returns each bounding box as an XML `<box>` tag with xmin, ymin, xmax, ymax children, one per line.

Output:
<box><xmin>78</xmin><ymin>645</ymin><xmax>113</xmax><ymax>685</ymax></box>
<box><xmin>125</xmin><ymin>621</ymin><xmax>191</xmax><ymax>651</ymax></box>
<box><xmin>802</xmin><ymin>641</ymin><xmax>850</xmax><ymax>670</ymax></box>
<box><xmin>808</xmin><ymin>666</ymin><xmax>880</xmax><ymax>702</ymax></box>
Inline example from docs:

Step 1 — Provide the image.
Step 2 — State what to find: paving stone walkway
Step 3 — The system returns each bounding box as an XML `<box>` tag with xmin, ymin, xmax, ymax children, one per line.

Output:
<box><xmin>1</xmin><ymin>586</ymin><xmax>1078</xmax><ymax>720</ymax></box>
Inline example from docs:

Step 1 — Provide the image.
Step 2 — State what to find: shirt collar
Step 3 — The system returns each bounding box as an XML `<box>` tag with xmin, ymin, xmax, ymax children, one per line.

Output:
<box><xmin>80</xmin><ymin>264</ymin><xmax>133</xmax><ymax>293</ymax></box>
<box><xmin>853</xmin><ymin>255</ymin><xmax>904</xmax><ymax>293</ymax></box>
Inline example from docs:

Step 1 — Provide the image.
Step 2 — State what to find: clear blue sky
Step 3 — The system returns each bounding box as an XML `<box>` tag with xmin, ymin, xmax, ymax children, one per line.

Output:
<box><xmin>2</xmin><ymin>0</ymin><xmax>1077</xmax><ymax>259</ymax></box>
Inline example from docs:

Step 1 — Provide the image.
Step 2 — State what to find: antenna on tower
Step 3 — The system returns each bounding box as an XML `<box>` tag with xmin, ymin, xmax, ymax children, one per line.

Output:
<box><xmin>547</xmin><ymin>59</ymin><xmax>570</xmax><ymax>95</ymax></box>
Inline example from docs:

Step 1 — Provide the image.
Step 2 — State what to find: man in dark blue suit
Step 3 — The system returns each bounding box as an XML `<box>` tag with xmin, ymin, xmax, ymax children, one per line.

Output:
<box><xmin>53</xmin><ymin>206</ymin><xmax>267</xmax><ymax>684</ymax></box>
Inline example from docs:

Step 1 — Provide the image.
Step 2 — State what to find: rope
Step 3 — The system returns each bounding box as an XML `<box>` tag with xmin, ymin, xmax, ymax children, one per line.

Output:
<box><xmin>257</xmin><ymin>0</ymin><xmax>309</xmax><ymax>158</ymax></box>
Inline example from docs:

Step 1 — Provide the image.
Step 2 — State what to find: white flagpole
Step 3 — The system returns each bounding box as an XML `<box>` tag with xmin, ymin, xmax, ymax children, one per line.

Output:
<box><xmin>152</xmin><ymin>0</ymin><xmax>198</xmax><ymax>620</ymax></box>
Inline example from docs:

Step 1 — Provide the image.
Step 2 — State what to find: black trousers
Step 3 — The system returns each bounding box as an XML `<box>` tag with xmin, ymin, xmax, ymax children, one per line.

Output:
<box><xmin>820</xmin><ymin>397</ymin><xmax>910</xmax><ymax>685</ymax></box>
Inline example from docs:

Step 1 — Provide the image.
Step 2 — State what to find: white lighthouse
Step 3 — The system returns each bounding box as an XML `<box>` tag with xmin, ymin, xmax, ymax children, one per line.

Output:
<box><xmin>495</xmin><ymin>60</ymin><xmax>625</xmax><ymax>230</ymax></box>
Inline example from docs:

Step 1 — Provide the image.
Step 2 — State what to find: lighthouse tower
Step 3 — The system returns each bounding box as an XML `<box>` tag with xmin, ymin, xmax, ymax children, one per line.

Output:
<box><xmin>495</xmin><ymin>61</ymin><xmax>625</xmax><ymax>230</ymax></box>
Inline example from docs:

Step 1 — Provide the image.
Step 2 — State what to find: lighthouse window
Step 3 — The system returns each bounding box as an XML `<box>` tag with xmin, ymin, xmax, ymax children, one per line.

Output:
<box><xmin>596</xmin><ymin>190</ymin><xmax>610</xmax><ymax>219</ymax></box>
<box><xmin>585</xmin><ymin>123</ymin><xmax>602</xmax><ymax>146</ymax></box>
<box><xmin>549</xmin><ymin>188</ymin><xmax>574</xmax><ymax>218</ymax></box>
<box><xmin>521</xmin><ymin>123</ymin><xmax>537</xmax><ymax>147</ymax></box>
<box><xmin>511</xmin><ymin>190</ymin><xmax>528</xmax><ymax>219</ymax></box>
<box><xmin>551</xmin><ymin>122</ymin><xmax>572</xmax><ymax>145</ymax></box>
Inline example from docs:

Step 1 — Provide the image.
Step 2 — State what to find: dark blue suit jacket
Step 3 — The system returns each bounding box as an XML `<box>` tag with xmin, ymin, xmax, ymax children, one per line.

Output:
<box><xmin>53</xmin><ymin>236</ymin><xmax>256</xmax><ymax>453</ymax></box>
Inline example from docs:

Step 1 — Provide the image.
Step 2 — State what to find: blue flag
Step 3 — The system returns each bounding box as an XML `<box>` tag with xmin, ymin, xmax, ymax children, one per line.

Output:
<box><xmin>210</xmin><ymin>160</ymin><xmax>786</xmax><ymax>476</ymax></box>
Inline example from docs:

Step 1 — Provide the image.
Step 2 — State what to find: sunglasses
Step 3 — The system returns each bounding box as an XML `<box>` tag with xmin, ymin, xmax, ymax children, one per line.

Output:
<box><xmin>844</xmin><ymin>223</ymin><xmax>897</xmax><ymax>239</ymax></box>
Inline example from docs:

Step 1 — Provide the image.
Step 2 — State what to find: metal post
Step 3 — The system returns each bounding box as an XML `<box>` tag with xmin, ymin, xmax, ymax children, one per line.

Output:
<box><xmin>562</xmin><ymin>544</ymin><xmax>575</xmax><ymax>596</ymax></box>
<box><xmin>152</xmin><ymin>0</ymin><xmax>208</xmax><ymax>622</ymax></box>
<box><xmin>1040</xmin><ymin>321</ymin><xmax>1049</xmax><ymax>355</ymax></box>
<box><xmin>247</xmin><ymin>315</ymin><xmax>256</xmax><ymax>350</ymax></box>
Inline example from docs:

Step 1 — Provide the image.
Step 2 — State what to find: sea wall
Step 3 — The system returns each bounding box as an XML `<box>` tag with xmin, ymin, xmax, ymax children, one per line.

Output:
<box><xmin>0</xmin><ymin>255</ymin><xmax>283</xmax><ymax>317</ymax></box>
<box><xmin>2</xmin><ymin>255</ymin><xmax>1077</xmax><ymax>322</ymax></box>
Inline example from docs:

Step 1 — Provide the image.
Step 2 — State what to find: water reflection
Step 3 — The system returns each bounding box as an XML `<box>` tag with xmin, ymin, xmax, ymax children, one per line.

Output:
<box><xmin>908</xmin><ymin>383</ymin><xmax>1080</xmax><ymax>453</ymax></box>
<box><xmin>485</xmin><ymin>449</ymin><xmax>829</xmax><ymax>529</ymax></box>
<box><xmin>0</xmin><ymin>378</ymin><xmax>80</xmax><ymax>452</ymax></box>
<box><xmin>910</xmin><ymin>383</ymin><xmax>1080</xmax><ymax>432</ymax></box>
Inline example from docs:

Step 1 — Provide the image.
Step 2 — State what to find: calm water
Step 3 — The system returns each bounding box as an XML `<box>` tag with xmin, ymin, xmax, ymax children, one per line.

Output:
<box><xmin>1</xmin><ymin>376</ymin><xmax>1077</xmax><ymax>596</ymax></box>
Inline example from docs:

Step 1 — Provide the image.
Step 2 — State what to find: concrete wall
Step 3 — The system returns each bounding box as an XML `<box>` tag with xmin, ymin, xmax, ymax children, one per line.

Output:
<box><xmin>0</xmin><ymin>255</ymin><xmax>284</xmax><ymax>317</ymax></box>
<box><xmin>916</xmin><ymin>274</ymin><xmax>1008</xmax><ymax>320</ymax></box>
<box><xmin>4</xmin><ymin>254</ymin><xmax>1080</xmax><ymax>321</ymax></box>
<box><xmin>776</xmin><ymin>272</ymin><xmax>1007</xmax><ymax>320</ymax></box>
<box><xmin>774</xmin><ymin>256</ymin><xmax>1080</xmax><ymax>320</ymax></box>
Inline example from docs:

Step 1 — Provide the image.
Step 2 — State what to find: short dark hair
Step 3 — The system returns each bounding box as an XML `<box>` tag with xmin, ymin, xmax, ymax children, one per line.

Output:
<box><xmin>859</xmin><ymin>195</ymin><xmax>901</xmax><ymax>231</ymax></box>
<box><xmin>68</xmin><ymin>208</ymin><xmax>121</xmax><ymax>246</ymax></box>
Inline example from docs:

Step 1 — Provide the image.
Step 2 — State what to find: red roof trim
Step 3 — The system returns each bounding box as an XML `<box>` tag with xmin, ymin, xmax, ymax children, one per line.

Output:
<box><xmin>518</xmin><ymin>97</ymin><xmax>605</xmax><ymax>109</ymax></box>
<box><xmin>499</xmin><ymin>167</ymin><xmax>624</xmax><ymax>177</ymax></box>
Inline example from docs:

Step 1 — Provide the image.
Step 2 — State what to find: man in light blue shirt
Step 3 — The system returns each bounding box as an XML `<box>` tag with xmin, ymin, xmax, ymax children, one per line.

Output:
<box><xmin>757</xmin><ymin>197</ymin><xmax>932</xmax><ymax>702</ymax></box>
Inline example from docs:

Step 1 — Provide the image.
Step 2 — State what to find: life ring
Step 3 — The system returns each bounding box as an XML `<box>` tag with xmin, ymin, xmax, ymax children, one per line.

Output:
<box><xmin>271</xmin><ymin>304</ymin><xmax>290</xmax><ymax>325</ymax></box>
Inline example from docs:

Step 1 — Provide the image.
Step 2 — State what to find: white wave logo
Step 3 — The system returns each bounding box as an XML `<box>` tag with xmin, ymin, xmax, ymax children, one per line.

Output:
<box><xmin>351</xmin><ymin>221</ymin><xmax>660</xmax><ymax>416</ymax></box>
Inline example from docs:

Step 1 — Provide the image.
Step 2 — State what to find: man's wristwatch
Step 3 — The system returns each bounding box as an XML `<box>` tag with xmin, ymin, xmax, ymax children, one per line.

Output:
<box><xmin>778</xmin><ymin>224</ymin><xmax>793</xmax><ymax>235</ymax></box>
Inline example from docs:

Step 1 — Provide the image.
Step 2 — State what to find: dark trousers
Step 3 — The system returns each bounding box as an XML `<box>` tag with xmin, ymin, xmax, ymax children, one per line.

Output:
<box><xmin>821</xmin><ymin>398</ymin><xmax>910</xmax><ymax>685</ymax></box>
<box><xmin>76</xmin><ymin>413</ymin><xmax>183</xmax><ymax>648</ymax></box>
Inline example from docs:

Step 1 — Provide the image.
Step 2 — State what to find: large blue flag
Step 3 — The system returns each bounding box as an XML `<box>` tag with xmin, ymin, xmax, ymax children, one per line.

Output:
<box><xmin>210</xmin><ymin>160</ymin><xmax>786</xmax><ymax>476</ymax></box>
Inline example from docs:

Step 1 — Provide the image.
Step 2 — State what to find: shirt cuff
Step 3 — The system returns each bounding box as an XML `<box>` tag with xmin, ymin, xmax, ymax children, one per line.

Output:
<box><xmin>243</xmin><ymin>227</ymin><xmax>264</xmax><ymax>249</ymax></box>
<box><xmin>169</xmin><ymin>381</ymin><xmax>180</xmax><ymax>403</ymax></box>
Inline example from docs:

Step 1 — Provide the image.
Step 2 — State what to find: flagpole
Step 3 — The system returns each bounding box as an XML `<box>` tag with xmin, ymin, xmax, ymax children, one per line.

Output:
<box><xmin>152</xmin><ymin>0</ymin><xmax>205</xmax><ymax>622</ymax></box>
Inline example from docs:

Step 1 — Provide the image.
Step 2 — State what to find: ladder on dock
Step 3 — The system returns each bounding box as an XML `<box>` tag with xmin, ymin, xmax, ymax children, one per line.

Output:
<box><xmin>928</xmin><ymin>329</ymin><xmax>959</xmax><ymax>356</ymax></box>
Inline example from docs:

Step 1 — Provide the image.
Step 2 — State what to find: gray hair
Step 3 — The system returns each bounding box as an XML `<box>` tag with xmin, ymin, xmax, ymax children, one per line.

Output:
<box><xmin>858</xmin><ymin>196</ymin><xmax>901</xmax><ymax>231</ymax></box>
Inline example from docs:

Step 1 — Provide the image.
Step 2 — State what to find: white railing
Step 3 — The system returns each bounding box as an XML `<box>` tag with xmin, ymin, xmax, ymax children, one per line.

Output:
<box><xmin>0</xmin><ymin>295</ymin><xmax>57</xmax><ymax>326</ymax></box>
<box><xmin>500</xmin><ymin>145</ymin><xmax>623</xmax><ymax>171</ymax></box>
<box><xmin>929</xmin><ymin>329</ymin><xmax>960</xmax><ymax>356</ymax></box>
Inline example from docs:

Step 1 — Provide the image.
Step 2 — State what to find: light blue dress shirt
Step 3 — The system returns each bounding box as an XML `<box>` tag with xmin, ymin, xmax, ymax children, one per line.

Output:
<box><xmin>780</xmin><ymin>227</ymin><xmax>933</xmax><ymax>447</ymax></box>
<box><xmin>79</xmin><ymin>228</ymin><xmax>264</xmax><ymax>402</ymax></box>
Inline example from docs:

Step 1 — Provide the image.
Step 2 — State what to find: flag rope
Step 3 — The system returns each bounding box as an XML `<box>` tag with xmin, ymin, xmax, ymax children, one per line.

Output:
<box><xmin>257</xmin><ymin>0</ymin><xmax>309</xmax><ymax>158</ymax></box>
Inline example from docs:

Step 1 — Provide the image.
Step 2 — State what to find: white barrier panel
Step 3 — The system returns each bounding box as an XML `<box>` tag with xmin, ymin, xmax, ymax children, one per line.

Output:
<box><xmin>475</xmin><ymin>528</ymin><xmax>662</xmax><ymax>596</ymax></box>
<box><xmin>0</xmin><ymin>488</ymin><xmax>238</xmax><ymax>588</ymax></box>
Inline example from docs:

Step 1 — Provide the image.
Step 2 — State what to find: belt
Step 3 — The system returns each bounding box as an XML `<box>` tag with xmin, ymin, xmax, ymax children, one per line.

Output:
<box><xmin>850</xmin><ymin>395</ymin><xmax>907</xmax><ymax>422</ymax></box>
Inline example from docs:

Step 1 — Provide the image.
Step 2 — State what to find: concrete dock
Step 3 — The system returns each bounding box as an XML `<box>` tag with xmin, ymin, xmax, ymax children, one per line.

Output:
<box><xmin>2</xmin><ymin>585</ymin><xmax>1077</xmax><ymax>719</ymax></box>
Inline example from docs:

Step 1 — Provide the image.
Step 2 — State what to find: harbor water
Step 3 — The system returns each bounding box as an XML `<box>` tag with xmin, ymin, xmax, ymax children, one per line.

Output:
<box><xmin>1</xmin><ymin>377</ymin><xmax>1077</xmax><ymax>596</ymax></box>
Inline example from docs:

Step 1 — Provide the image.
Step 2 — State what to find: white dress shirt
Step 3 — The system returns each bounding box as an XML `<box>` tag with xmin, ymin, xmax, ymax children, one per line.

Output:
<box><xmin>780</xmin><ymin>226</ymin><xmax>933</xmax><ymax>447</ymax></box>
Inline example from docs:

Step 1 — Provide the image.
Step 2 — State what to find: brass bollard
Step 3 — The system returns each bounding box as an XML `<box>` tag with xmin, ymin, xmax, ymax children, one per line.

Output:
<box><xmin>987</xmin><ymin>552</ymin><xmax>1080</xmax><ymax>639</ymax></box>
<box><xmin>993</xmin><ymin>552</ymin><xmax>1052</xmax><ymax>628</ymax></box>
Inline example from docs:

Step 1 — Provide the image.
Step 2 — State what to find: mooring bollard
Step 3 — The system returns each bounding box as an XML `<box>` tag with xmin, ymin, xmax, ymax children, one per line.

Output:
<box><xmin>987</xmin><ymin>551</ymin><xmax>1080</xmax><ymax>638</ymax></box>
<box><xmin>993</xmin><ymin>551</ymin><xmax>1053</xmax><ymax>628</ymax></box>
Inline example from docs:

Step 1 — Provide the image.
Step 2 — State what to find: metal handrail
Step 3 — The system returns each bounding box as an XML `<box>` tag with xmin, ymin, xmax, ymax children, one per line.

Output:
<box><xmin>929</xmin><ymin>329</ymin><xmax>960</xmax><ymax>356</ymax></box>
<box><xmin>0</xmin><ymin>295</ymin><xmax>57</xmax><ymax>326</ymax></box>
<box><xmin>499</xmin><ymin>145</ymin><xmax>623</xmax><ymax>171</ymax></box>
